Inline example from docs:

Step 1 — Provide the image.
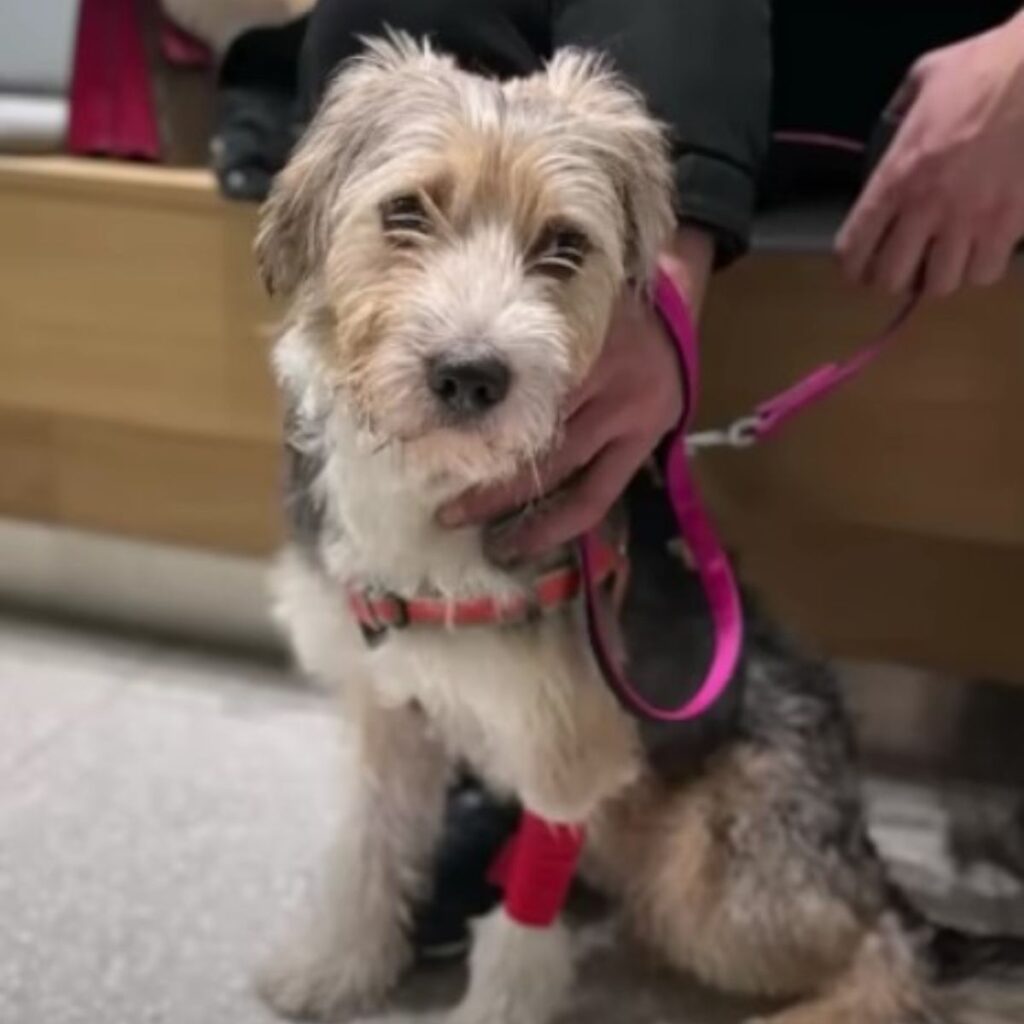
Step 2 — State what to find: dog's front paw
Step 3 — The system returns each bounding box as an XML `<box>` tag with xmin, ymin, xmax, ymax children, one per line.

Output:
<box><xmin>445</xmin><ymin>910</ymin><xmax>572</xmax><ymax>1024</ymax></box>
<box><xmin>257</xmin><ymin>935</ymin><xmax>411</xmax><ymax>1021</ymax></box>
<box><xmin>446</xmin><ymin>988</ymin><xmax>563</xmax><ymax>1024</ymax></box>
<box><xmin>446</xmin><ymin>1006</ymin><xmax>533</xmax><ymax>1024</ymax></box>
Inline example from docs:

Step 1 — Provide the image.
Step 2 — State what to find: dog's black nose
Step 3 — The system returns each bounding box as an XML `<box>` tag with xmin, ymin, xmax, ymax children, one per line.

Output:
<box><xmin>427</xmin><ymin>357</ymin><xmax>511</xmax><ymax>417</ymax></box>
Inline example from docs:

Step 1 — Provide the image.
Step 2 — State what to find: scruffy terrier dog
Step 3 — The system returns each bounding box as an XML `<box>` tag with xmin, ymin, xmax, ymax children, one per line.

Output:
<box><xmin>257</xmin><ymin>34</ymin><xmax>1023</xmax><ymax>1024</ymax></box>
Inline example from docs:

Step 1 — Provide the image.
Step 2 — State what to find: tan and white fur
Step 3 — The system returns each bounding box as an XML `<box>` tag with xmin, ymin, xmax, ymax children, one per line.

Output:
<box><xmin>256</xmin><ymin>34</ymin><xmax>1024</xmax><ymax>1024</ymax></box>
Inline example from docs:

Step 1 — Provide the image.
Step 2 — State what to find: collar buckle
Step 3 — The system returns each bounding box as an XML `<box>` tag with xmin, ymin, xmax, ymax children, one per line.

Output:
<box><xmin>351</xmin><ymin>590</ymin><xmax>410</xmax><ymax>647</ymax></box>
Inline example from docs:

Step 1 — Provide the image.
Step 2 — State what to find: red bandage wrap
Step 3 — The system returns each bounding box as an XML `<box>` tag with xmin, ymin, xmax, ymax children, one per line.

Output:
<box><xmin>488</xmin><ymin>811</ymin><xmax>585</xmax><ymax>928</ymax></box>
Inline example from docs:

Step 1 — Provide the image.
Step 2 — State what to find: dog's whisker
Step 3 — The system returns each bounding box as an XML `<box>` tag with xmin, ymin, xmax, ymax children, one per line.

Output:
<box><xmin>526</xmin><ymin>455</ymin><xmax>545</xmax><ymax>501</ymax></box>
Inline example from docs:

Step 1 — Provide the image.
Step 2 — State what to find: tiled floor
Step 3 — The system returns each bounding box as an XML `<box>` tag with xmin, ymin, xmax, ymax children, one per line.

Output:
<box><xmin>1</xmin><ymin>613</ymin><xmax>1022</xmax><ymax>1024</ymax></box>
<box><xmin>0</xmin><ymin>616</ymin><xmax>337</xmax><ymax>1024</ymax></box>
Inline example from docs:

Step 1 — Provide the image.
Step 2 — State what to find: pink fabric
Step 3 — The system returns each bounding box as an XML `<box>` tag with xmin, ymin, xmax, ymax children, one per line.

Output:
<box><xmin>160</xmin><ymin>18</ymin><xmax>213</xmax><ymax>68</ymax></box>
<box><xmin>68</xmin><ymin>0</ymin><xmax>160</xmax><ymax>160</ymax></box>
<box><xmin>578</xmin><ymin>269</ymin><xmax>744</xmax><ymax>722</ymax></box>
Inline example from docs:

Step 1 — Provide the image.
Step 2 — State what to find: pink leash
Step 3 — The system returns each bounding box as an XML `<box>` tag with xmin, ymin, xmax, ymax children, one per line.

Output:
<box><xmin>580</xmin><ymin>268</ymin><xmax>920</xmax><ymax>723</ymax></box>
<box><xmin>729</xmin><ymin>293</ymin><xmax>920</xmax><ymax>445</ymax></box>
<box><xmin>495</xmin><ymin>128</ymin><xmax>918</xmax><ymax>927</ymax></box>
<box><xmin>580</xmin><ymin>270</ymin><xmax>743</xmax><ymax>721</ymax></box>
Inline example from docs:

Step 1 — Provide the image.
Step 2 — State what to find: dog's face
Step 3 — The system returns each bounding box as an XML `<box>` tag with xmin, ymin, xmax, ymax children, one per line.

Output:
<box><xmin>259</xmin><ymin>35</ymin><xmax>674</xmax><ymax>485</ymax></box>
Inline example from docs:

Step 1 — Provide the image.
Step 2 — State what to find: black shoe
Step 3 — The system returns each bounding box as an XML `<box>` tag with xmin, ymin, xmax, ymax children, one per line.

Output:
<box><xmin>210</xmin><ymin>86</ymin><xmax>297</xmax><ymax>202</ymax></box>
<box><xmin>211</xmin><ymin>20</ymin><xmax>306</xmax><ymax>202</ymax></box>
<box><xmin>412</xmin><ymin>778</ymin><xmax>520</xmax><ymax>962</ymax></box>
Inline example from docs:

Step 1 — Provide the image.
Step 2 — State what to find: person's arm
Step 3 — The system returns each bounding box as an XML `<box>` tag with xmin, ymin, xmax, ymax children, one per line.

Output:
<box><xmin>838</xmin><ymin>9</ymin><xmax>1024</xmax><ymax>297</ymax></box>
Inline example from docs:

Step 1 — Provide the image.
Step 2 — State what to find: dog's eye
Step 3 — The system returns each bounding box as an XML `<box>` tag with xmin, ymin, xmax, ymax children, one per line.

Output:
<box><xmin>531</xmin><ymin>225</ymin><xmax>591</xmax><ymax>279</ymax></box>
<box><xmin>381</xmin><ymin>194</ymin><xmax>432</xmax><ymax>243</ymax></box>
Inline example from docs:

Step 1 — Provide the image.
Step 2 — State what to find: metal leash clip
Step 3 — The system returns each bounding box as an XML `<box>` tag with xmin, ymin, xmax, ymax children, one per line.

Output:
<box><xmin>685</xmin><ymin>416</ymin><xmax>761</xmax><ymax>454</ymax></box>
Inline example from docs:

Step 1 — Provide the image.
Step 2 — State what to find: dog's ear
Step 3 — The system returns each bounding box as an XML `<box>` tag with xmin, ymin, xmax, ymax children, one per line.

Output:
<box><xmin>255</xmin><ymin>33</ymin><xmax>454</xmax><ymax>297</ymax></box>
<box><xmin>541</xmin><ymin>50</ymin><xmax>675</xmax><ymax>285</ymax></box>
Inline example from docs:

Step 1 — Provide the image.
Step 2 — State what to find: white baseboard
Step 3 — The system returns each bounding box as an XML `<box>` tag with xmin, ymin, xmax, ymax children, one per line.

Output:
<box><xmin>0</xmin><ymin>517</ymin><xmax>279</xmax><ymax>648</ymax></box>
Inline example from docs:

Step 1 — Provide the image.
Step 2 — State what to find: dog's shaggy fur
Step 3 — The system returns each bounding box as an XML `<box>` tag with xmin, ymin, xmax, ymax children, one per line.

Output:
<box><xmin>256</xmin><ymin>35</ymin><xmax>1024</xmax><ymax>1024</ymax></box>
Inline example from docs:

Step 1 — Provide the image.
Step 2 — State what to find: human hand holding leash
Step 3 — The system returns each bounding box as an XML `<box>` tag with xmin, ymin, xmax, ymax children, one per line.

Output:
<box><xmin>437</xmin><ymin>227</ymin><xmax>713</xmax><ymax>561</ymax></box>
<box><xmin>838</xmin><ymin>10</ymin><xmax>1024</xmax><ymax>297</ymax></box>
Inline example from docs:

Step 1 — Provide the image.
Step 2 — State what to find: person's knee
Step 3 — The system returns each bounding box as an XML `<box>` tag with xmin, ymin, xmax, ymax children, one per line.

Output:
<box><xmin>310</xmin><ymin>0</ymin><xmax>467</xmax><ymax>45</ymax></box>
<box><xmin>303</xmin><ymin>0</ymin><xmax>532</xmax><ymax>112</ymax></box>
<box><xmin>302</xmin><ymin>0</ymin><xmax>468</xmax><ymax>107</ymax></box>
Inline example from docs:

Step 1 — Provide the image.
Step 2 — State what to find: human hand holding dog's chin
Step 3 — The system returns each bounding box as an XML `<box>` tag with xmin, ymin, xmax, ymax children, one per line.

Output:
<box><xmin>837</xmin><ymin>11</ymin><xmax>1024</xmax><ymax>297</ymax></box>
<box><xmin>437</xmin><ymin>226</ymin><xmax>713</xmax><ymax>563</ymax></box>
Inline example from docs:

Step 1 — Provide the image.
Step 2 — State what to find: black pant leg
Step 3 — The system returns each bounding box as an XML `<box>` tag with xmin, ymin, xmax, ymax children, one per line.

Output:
<box><xmin>300</xmin><ymin>0</ymin><xmax>552</xmax><ymax>115</ymax></box>
<box><xmin>554</xmin><ymin>0</ymin><xmax>772</xmax><ymax>263</ymax></box>
<box><xmin>765</xmin><ymin>1</ymin><xmax>1021</xmax><ymax>203</ymax></box>
<box><xmin>772</xmin><ymin>0</ymin><xmax>1020</xmax><ymax>143</ymax></box>
<box><xmin>219</xmin><ymin>18</ymin><xmax>308</xmax><ymax>94</ymax></box>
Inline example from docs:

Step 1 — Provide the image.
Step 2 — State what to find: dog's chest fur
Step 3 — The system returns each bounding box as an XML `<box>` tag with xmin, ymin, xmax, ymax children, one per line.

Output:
<box><xmin>273</xmin><ymin>326</ymin><xmax>640</xmax><ymax>816</ymax></box>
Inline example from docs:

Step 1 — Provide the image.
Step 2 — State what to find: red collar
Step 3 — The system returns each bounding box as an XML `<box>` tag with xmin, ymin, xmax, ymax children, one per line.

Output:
<box><xmin>346</xmin><ymin>534</ymin><xmax>625</xmax><ymax>643</ymax></box>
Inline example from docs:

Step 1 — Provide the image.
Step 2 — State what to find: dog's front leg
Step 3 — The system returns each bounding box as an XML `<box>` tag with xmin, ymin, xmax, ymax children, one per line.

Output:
<box><xmin>449</xmin><ymin>703</ymin><xmax>637</xmax><ymax>1024</ymax></box>
<box><xmin>450</xmin><ymin>904</ymin><xmax>575</xmax><ymax>1024</ymax></box>
<box><xmin>448</xmin><ymin>817</ymin><xmax>580</xmax><ymax>1024</ymax></box>
<box><xmin>260</xmin><ymin>691</ymin><xmax>448</xmax><ymax>1021</ymax></box>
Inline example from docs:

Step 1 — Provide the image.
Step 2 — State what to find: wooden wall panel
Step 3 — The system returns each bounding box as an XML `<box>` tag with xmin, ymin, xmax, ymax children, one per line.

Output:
<box><xmin>0</xmin><ymin>158</ymin><xmax>281</xmax><ymax>555</ymax></box>
<box><xmin>52</xmin><ymin>417</ymin><xmax>279</xmax><ymax>554</ymax></box>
